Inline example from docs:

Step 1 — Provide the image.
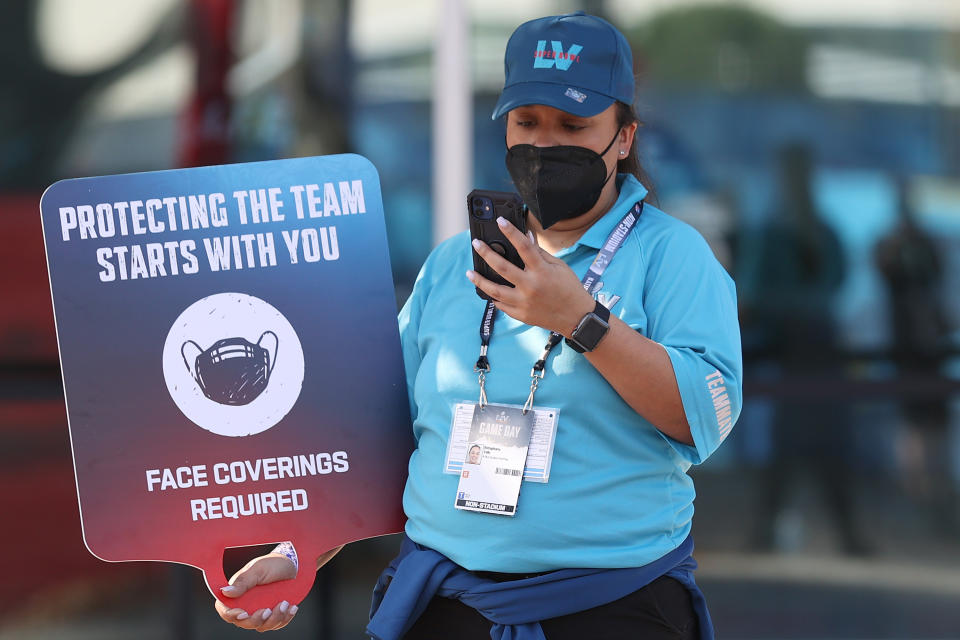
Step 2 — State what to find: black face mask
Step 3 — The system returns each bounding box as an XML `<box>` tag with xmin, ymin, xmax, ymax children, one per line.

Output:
<box><xmin>505</xmin><ymin>130</ymin><xmax>620</xmax><ymax>229</ymax></box>
<box><xmin>181</xmin><ymin>331</ymin><xmax>278</xmax><ymax>406</ymax></box>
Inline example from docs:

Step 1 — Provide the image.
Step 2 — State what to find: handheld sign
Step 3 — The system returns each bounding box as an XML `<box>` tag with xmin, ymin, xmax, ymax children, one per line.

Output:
<box><xmin>40</xmin><ymin>155</ymin><xmax>412</xmax><ymax>612</ymax></box>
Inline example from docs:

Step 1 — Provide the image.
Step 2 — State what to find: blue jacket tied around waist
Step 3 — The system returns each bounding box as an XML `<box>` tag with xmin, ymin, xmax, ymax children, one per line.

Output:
<box><xmin>366</xmin><ymin>534</ymin><xmax>714</xmax><ymax>640</ymax></box>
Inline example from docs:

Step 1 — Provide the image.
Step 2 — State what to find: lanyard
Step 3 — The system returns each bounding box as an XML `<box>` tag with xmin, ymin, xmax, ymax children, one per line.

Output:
<box><xmin>473</xmin><ymin>201</ymin><xmax>644</xmax><ymax>413</ymax></box>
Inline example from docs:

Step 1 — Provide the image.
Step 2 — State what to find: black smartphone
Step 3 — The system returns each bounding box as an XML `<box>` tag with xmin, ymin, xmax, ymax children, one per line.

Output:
<box><xmin>467</xmin><ymin>189</ymin><xmax>527</xmax><ymax>300</ymax></box>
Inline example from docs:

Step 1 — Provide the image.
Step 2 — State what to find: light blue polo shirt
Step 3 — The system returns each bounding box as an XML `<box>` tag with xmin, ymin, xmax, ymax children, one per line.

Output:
<box><xmin>398</xmin><ymin>174</ymin><xmax>742</xmax><ymax>572</ymax></box>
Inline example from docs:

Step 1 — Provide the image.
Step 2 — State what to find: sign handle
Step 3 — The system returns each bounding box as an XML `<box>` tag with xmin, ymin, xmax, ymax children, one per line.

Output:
<box><xmin>202</xmin><ymin>539</ymin><xmax>319</xmax><ymax>613</ymax></box>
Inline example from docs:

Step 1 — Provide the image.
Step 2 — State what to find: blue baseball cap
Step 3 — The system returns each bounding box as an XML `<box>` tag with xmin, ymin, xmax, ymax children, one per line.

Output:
<box><xmin>491</xmin><ymin>11</ymin><xmax>635</xmax><ymax>120</ymax></box>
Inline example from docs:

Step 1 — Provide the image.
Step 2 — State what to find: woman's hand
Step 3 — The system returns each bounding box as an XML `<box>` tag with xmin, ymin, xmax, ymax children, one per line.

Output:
<box><xmin>469</xmin><ymin>216</ymin><xmax>693</xmax><ymax>443</ymax></box>
<box><xmin>467</xmin><ymin>217</ymin><xmax>595</xmax><ymax>336</ymax></box>
<box><xmin>215</xmin><ymin>545</ymin><xmax>344</xmax><ymax>632</ymax></box>
<box><xmin>215</xmin><ymin>553</ymin><xmax>299</xmax><ymax>632</ymax></box>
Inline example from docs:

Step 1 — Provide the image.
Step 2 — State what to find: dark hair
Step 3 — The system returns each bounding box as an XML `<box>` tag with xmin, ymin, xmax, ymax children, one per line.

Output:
<box><xmin>614</xmin><ymin>101</ymin><xmax>657</xmax><ymax>204</ymax></box>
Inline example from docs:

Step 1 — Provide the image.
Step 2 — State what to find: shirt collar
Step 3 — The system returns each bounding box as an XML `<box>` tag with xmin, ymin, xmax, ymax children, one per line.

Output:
<box><xmin>553</xmin><ymin>174</ymin><xmax>648</xmax><ymax>257</ymax></box>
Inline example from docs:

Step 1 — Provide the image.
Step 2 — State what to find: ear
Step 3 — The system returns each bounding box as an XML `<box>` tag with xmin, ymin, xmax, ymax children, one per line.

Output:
<box><xmin>619</xmin><ymin>121</ymin><xmax>639</xmax><ymax>156</ymax></box>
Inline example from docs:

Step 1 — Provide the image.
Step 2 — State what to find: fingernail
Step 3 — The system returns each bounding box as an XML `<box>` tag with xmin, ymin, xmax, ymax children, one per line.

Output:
<box><xmin>465</xmin><ymin>270</ymin><xmax>475</xmax><ymax>280</ymax></box>
<box><xmin>220</xmin><ymin>585</ymin><xmax>237</xmax><ymax>594</ymax></box>
<box><xmin>290</xmin><ymin>605</ymin><xmax>299</xmax><ymax>615</ymax></box>
<box><xmin>262</xmin><ymin>608</ymin><xmax>272</xmax><ymax>620</ymax></box>
<box><xmin>279</xmin><ymin>601</ymin><xmax>289</xmax><ymax>614</ymax></box>
<box><xmin>527</xmin><ymin>230</ymin><xmax>536</xmax><ymax>243</ymax></box>
<box><xmin>236</xmin><ymin>612</ymin><xmax>249</xmax><ymax>620</ymax></box>
<box><xmin>471</xmin><ymin>238</ymin><xmax>481</xmax><ymax>248</ymax></box>
<box><xmin>496</xmin><ymin>216</ymin><xmax>507</xmax><ymax>227</ymax></box>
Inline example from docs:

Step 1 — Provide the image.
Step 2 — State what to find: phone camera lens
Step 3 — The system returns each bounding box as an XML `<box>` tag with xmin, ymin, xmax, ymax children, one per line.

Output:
<box><xmin>471</xmin><ymin>197</ymin><xmax>495</xmax><ymax>220</ymax></box>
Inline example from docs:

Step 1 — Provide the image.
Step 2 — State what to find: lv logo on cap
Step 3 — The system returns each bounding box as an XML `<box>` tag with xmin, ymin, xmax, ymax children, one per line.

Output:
<box><xmin>533</xmin><ymin>40</ymin><xmax>583</xmax><ymax>70</ymax></box>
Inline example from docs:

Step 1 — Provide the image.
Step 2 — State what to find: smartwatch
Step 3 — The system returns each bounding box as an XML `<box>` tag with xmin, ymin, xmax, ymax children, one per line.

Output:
<box><xmin>565</xmin><ymin>300</ymin><xmax>610</xmax><ymax>353</ymax></box>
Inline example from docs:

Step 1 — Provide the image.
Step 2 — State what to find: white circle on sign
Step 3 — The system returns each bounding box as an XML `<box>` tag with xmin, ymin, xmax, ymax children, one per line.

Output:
<box><xmin>162</xmin><ymin>292</ymin><xmax>305</xmax><ymax>437</ymax></box>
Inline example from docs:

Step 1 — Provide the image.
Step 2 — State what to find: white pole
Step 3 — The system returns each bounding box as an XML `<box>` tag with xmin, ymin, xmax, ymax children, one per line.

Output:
<box><xmin>432</xmin><ymin>0</ymin><xmax>472</xmax><ymax>246</ymax></box>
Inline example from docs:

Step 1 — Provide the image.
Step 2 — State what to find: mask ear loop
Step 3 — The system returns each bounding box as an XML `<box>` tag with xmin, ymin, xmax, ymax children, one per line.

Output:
<box><xmin>180</xmin><ymin>340</ymin><xmax>204</xmax><ymax>385</ymax></box>
<box><xmin>597</xmin><ymin>127</ymin><xmax>624</xmax><ymax>188</ymax></box>
<box><xmin>599</xmin><ymin>127</ymin><xmax>622</xmax><ymax>157</ymax></box>
<box><xmin>257</xmin><ymin>330</ymin><xmax>280</xmax><ymax>377</ymax></box>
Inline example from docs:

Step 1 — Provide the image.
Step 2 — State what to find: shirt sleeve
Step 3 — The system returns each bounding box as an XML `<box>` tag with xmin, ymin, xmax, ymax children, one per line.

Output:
<box><xmin>397</xmin><ymin>261</ymin><xmax>431</xmax><ymax>426</ymax></box>
<box><xmin>641</xmin><ymin>224</ymin><xmax>743</xmax><ymax>465</ymax></box>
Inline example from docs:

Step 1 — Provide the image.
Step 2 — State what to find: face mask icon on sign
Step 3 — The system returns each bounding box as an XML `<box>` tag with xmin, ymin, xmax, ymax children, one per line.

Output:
<box><xmin>180</xmin><ymin>332</ymin><xmax>279</xmax><ymax>406</ymax></box>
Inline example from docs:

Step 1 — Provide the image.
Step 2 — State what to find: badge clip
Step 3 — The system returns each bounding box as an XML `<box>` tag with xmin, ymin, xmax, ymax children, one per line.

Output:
<box><xmin>523</xmin><ymin>367</ymin><xmax>545</xmax><ymax>414</ymax></box>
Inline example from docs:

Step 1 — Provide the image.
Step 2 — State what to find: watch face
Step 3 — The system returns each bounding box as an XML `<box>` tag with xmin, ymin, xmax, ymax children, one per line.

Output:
<box><xmin>571</xmin><ymin>313</ymin><xmax>609</xmax><ymax>352</ymax></box>
<box><xmin>579</xmin><ymin>314</ymin><xmax>608</xmax><ymax>345</ymax></box>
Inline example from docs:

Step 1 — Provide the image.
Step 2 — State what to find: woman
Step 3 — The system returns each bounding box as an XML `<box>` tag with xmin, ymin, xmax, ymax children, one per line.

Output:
<box><xmin>216</xmin><ymin>12</ymin><xmax>741</xmax><ymax>639</ymax></box>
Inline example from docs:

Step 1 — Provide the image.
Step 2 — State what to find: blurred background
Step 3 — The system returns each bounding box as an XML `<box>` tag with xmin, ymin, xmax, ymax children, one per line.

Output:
<box><xmin>2</xmin><ymin>0</ymin><xmax>960</xmax><ymax>637</ymax></box>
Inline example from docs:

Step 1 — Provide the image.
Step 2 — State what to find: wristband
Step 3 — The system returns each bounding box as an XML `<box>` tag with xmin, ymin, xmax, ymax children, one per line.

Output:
<box><xmin>272</xmin><ymin>541</ymin><xmax>299</xmax><ymax>569</ymax></box>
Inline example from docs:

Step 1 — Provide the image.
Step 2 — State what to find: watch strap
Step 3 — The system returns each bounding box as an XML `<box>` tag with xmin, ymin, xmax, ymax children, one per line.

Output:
<box><xmin>591</xmin><ymin>299</ymin><xmax>610</xmax><ymax>323</ymax></box>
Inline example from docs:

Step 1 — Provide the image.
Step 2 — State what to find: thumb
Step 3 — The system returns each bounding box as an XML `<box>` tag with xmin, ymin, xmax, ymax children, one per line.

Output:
<box><xmin>220</xmin><ymin>561</ymin><xmax>269</xmax><ymax>598</ymax></box>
